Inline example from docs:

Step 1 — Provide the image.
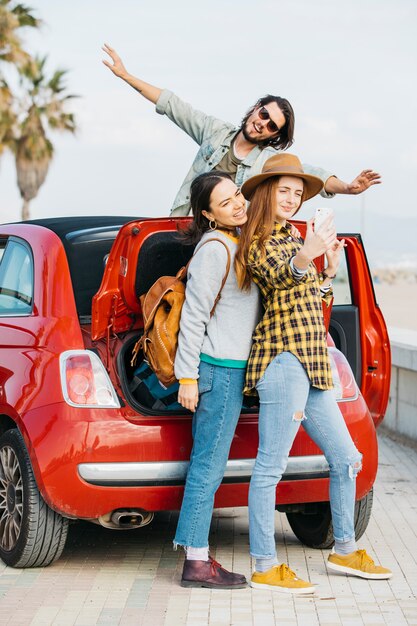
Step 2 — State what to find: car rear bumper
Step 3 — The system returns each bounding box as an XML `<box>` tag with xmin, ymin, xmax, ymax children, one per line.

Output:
<box><xmin>21</xmin><ymin>396</ymin><xmax>378</xmax><ymax>519</ymax></box>
<box><xmin>78</xmin><ymin>455</ymin><xmax>330</xmax><ymax>487</ymax></box>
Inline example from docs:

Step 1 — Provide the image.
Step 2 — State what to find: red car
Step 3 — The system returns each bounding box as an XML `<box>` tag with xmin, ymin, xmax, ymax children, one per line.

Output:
<box><xmin>0</xmin><ymin>216</ymin><xmax>390</xmax><ymax>568</ymax></box>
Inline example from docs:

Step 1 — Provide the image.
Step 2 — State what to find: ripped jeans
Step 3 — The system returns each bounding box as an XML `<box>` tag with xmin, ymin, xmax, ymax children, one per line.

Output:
<box><xmin>249</xmin><ymin>351</ymin><xmax>362</xmax><ymax>559</ymax></box>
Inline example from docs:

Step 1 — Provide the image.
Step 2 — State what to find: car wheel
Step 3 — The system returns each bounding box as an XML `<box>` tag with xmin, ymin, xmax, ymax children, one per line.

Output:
<box><xmin>285</xmin><ymin>488</ymin><xmax>374</xmax><ymax>549</ymax></box>
<box><xmin>0</xmin><ymin>429</ymin><xmax>69</xmax><ymax>567</ymax></box>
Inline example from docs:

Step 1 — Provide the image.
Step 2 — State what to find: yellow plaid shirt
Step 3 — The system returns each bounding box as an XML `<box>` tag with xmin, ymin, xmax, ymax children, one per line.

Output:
<box><xmin>244</xmin><ymin>222</ymin><xmax>334</xmax><ymax>395</ymax></box>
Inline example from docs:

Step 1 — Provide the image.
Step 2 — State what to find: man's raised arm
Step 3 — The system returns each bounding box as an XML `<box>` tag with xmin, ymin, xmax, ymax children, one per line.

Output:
<box><xmin>102</xmin><ymin>43</ymin><xmax>162</xmax><ymax>104</ymax></box>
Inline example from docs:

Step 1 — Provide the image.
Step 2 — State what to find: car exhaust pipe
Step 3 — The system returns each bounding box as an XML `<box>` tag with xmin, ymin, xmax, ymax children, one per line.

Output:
<box><xmin>96</xmin><ymin>508</ymin><xmax>154</xmax><ymax>530</ymax></box>
<box><xmin>110</xmin><ymin>509</ymin><xmax>154</xmax><ymax>528</ymax></box>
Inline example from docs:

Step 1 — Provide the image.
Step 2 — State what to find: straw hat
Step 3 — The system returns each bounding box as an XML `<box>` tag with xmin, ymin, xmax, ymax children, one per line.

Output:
<box><xmin>241</xmin><ymin>153</ymin><xmax>324</xmax><ymax>201</ymax></box>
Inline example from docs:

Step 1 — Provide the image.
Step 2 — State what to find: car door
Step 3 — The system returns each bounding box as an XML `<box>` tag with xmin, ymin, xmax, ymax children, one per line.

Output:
<box><xmin>329</xmin><ymin>233</ymin><xmax>391</xmax><ymax>426</ymax></box>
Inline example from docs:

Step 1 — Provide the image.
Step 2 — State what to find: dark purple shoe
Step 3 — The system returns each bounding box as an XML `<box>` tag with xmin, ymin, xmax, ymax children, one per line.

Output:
<box><xmin>181</xmin><ymin>557</ymin><xmax>247</xmax><ymax>589</ymax></box>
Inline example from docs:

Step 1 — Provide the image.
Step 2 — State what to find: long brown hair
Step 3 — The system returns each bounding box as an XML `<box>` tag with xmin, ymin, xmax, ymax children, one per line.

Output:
<box><xmin>235</xmin><ymin>177</ymin><xmax>306</xmax><ymax>290</ymax></box>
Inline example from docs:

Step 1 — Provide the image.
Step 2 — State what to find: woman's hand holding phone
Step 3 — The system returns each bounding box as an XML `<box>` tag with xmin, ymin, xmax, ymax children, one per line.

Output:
<box><xmin>293</xmin><ymin>217</ymin><xmax>337</xmax><ymax>270</ymax></box>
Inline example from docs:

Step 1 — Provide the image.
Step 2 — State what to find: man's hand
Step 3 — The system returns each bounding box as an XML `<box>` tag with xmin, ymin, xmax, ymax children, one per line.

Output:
<box><xmin>101</xmin><ymin>44</ymin><xmax>162</xmax><ymax>104</ymax></box>
<box><xmin>346</xmin><ymin>169</ymin><xmax>381</xmax><ymax>195</ymax></box>
<box><xmin>178</xmin><ymin>382</ymin><xmax>199</xmax><ymax>412</ymax></box>
<box><xmin>324</xmin><ymin>170</ymin><xmax>382</xmax><ymax>195</ymax></box>
<box><xmin>102</xmin><ymin>43</ymin><xmax>128</xmax><ymax>79</ymax></box>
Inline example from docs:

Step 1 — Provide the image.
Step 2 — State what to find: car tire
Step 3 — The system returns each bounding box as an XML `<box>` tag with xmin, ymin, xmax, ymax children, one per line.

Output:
<box><xmin>285</xmin><ymin>488</ymin><xmax>374</xmax><ymax>549</ymax></box>
<box><xmin>0</xmin><ymin>429</ymin><xmax>69</xmax><ymax>568</ymax></box>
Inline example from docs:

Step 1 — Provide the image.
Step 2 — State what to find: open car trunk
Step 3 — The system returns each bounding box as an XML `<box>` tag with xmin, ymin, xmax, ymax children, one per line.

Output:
<box><xmin>92</xmin><ymin>219</ymin><xmax>390</xmax><ymax>423</ymax></box>
<box><xmin>116</xmin><ymin>332</ymin><xmax>260</xmax><ymax>415</ymax></box>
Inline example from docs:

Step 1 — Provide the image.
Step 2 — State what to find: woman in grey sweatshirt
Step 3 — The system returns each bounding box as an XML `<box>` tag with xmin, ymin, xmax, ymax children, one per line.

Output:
<box><xmin>173</xmin><ymin>171</ymin><xmax>261</xmax><ymax>589</ymax></box>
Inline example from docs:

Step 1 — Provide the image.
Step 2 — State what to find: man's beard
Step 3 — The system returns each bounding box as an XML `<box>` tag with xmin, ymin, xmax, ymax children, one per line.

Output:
<box><xmin>241</xmin><ymin>120</ymin><xmax>268</xmax><ymax>146</ymax></box>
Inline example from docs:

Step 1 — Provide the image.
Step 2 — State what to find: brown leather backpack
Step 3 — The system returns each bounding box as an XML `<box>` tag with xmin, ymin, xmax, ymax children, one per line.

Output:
<box><xmin>131</xmin><ymin>238</ymin><xmax>231</xmax><ymax>387</ymax></box>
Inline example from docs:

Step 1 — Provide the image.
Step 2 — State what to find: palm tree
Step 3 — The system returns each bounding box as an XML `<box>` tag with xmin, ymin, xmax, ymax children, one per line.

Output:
<box><xmin>0</xmin><ymin>79</ymin><xmax>15</xmax><ymax>156</ymax></box>
<box><xmin>0</xmin><ymin>1</ymin><xmax>40</xmax><ymax>68</ymax></box>
<box><xmin>13</xmin><ymin>56</ymin><xmax>77</xmax><ymax>220</ymax></box>
<box><xmin>0</xmin><ymin>1</ymin><xmax>39</xmax><ymax>163</ymax></box>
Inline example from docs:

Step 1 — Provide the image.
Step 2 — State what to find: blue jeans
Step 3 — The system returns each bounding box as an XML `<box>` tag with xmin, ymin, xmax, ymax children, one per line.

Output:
<box><xmin>249</xmin><ymin>352</ymin><xmax>362</xmax><ymax>559</ymax></box>
<box><xmin>174</xmin><ymin>361</ymin><xmax>246</xmax><ymax>548</ymax></box>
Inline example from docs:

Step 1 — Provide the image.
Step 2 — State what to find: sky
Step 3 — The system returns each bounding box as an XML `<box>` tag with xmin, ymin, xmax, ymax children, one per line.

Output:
<box><xmin>0</xmin><ymin>0</ymin><xmax>416</xmax><ymax>263</ymax></box>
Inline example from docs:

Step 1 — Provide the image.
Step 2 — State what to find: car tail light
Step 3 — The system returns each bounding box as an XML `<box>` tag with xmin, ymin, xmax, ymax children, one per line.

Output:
<box><xmin>328</xmin><ymin>347</ymin><xmax>358</xmax><ymax>402</ymax></box>
<box><xmin>60</xmin><ymin>350</ymin><xmax>120</xmax><ymax>408</ymax></box>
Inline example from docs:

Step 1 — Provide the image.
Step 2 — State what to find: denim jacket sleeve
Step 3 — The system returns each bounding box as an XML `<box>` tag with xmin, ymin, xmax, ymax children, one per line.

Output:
<box><xmin>156</xmin><ymin>89</ymin><xmax>230</xmax><ymax>146</ymax></box>
<box><xmin>302</xmin><ymin>163</ymin><xmax>336</xmax><ymax>199</ymax></box>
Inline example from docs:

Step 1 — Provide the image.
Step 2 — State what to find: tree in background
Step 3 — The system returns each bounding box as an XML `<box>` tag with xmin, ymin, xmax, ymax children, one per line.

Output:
<box><xmin>0</xmin><ymin>1</ymin><xmax>39</xmax><ymax>67</ymax></box>
<box><xmin>0</xmin><ymin>1</ymin><xmax>78</xmax><ymax>220</ymax></box>
<box><xmin>13</xmin><ymin>57</ymin><xmax>77</xmax><ymax>220</ymax></box>
<box><xmin>0</xmin><ymin>79</ymin><xmax>15</xmax><ymax>158</ymax></box>
<box><xmin>0</xmin><ymin>1</ymin><xmax>39</xmax><ymax>161</ymax></box>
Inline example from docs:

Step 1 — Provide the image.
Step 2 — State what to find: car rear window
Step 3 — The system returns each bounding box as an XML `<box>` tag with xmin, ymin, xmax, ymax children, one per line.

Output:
<box><xmin>0</xmin><ymin>238</ymin><xmax>33</xmax><ymax>315</ymax></box>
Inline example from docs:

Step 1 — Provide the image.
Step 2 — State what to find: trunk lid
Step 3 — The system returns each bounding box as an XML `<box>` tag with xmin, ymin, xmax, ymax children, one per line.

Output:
<box><xmin>91</xmin><ymin>217</ymin><xmax>192</xmax><ymax>341</ymax></box>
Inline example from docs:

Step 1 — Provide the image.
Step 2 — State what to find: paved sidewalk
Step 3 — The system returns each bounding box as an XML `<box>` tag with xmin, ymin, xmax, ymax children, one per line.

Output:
<box><xmin>0</xmin><ymin>431</ymin><xmax>416</xmax><ymax>626</ymax></box>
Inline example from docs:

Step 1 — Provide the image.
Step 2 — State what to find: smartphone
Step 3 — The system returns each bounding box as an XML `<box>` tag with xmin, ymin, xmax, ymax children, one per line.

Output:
<box><xmin>314</xmin><ymin>207</ymin><xmax>334</xmax><ymax>231</ymax></box>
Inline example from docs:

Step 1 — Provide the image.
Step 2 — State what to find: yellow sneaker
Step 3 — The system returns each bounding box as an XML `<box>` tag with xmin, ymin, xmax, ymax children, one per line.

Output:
<box><xmin>250</xmin><ymin>563</ymin><xmax>315</xmax><ymax>594</ymax></box>
<box><xmin>327</xmin><ymin>549</ymin><xmax>392</xmax><ymax>580</ymax></box>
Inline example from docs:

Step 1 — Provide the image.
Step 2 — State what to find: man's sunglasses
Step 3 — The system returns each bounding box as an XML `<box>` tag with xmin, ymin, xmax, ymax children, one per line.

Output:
<box><xmin>258</xmin><ymin>106</ymin><xmax>280</xmax><ymax>133</ymax></box>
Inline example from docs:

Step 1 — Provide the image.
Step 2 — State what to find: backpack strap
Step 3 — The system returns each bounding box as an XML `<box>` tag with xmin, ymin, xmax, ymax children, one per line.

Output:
<box><xmin>187</xmin><ymin>237</ymin><xmax>232</xmax><ymax>317</ymax></box>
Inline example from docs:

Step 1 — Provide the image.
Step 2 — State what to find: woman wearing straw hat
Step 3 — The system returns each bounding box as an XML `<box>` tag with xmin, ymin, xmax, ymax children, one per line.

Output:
<box><xmin>235</xmin><ymin>153</ymin><xmax>392</xmax><ymax>594</ymax></box>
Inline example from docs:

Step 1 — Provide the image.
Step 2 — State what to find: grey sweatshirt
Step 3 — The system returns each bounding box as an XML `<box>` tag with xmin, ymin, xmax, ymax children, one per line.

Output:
<box><xmin>174</xmin><ymin>231</ymin><xmax>261</xmax><ymax>381</ymax></box>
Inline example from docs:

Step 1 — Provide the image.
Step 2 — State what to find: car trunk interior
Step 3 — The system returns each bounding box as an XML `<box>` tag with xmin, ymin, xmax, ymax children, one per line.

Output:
<box><xmin>328</xmin><ymin>234</ymin><xmax>364</xmax><ymax>387</ymax></box>
<box><xmin>117</xmin><ymin>230</ymin><xmax>194</xmax><ymax>414</ymax></box>
<box><xmin>117</xmin><ymin>334</ymin><xmax>181</xmax><ymax>414</ymax></box>
<box><xmin>329</xmin><ymin>305</ymin><xmax>361</xmax><ymax>385</ymax></box>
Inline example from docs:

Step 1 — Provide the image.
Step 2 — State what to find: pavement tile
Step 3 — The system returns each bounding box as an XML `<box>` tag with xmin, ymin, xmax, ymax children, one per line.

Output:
<box><xmin>0</xmin><ymin>433</ymin><xmax>415</xmax><ymax>626</ymax></box>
